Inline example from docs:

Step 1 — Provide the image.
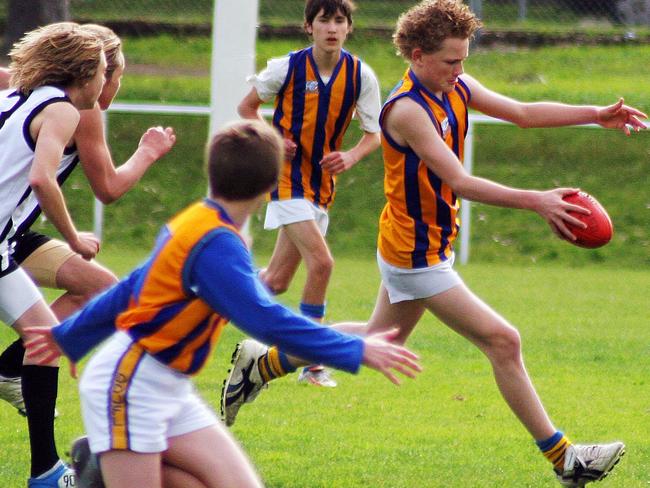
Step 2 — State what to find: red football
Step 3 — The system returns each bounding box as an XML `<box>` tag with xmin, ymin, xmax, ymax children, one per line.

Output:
<box><xmin>562</xmin><ymin>191</ymin><xmax>613</xmax><ymax>248</ymax></box>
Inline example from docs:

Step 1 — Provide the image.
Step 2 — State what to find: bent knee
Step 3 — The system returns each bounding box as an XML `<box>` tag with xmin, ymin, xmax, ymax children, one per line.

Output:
<box><xmin>260</xmin><ymin>271</ymin><xmax>290</xmax><ymax>295</ymax></box>
<box><xmin>484</xmin><ymin>325</ymin><xmax>522</xmax><ymax>362</ymax></box>
<box><xmin>306</xmin><ymin>253</ymin><xmax>334</xmax><ymax>279</ymax></box>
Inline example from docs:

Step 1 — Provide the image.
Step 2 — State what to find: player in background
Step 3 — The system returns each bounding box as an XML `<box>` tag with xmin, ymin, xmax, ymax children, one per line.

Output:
<box><xmin>24</xmin><ymin>119</ymin><xmax>421</xmax><ymax>488</ymax></box>
<box><xmin>237</xmin><ymin>0</ymin><xmax>381</xmax><ymax>387</ymax></box>
<box><xmin>222</xmin><ymin>1</ymin><xmax>647</xmax><ymax>486</ymax></box>
<box><xmin>0</xmin><ymin>24</ymin><xmax>176</xmax><ymax>417</ymax></box>
<box><xmin>0</xmin><ymin>22</ymin><xmax>107</xmax><ymax>487</ymax></box>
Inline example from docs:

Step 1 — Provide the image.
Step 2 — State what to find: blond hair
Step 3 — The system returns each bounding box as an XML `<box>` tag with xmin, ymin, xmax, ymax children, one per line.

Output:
<box><xmin>82</xmin><ymin>24</ymin><xmax>123</xmax><ymax>80</ymax></box>
<box><xmin>394</xmin><ymin>0</ymin><xmax>482</xmax><ymax>59</ymax></box>
<box><xmin>9</xmin><ymin>22</ymin><xmax>104</xmax><ymax>94</ymax></box>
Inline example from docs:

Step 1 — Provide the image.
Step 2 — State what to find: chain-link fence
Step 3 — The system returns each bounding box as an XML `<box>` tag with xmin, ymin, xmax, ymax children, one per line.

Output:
<box><xmin>1</xmin><ymin>1</ymin><xmax>650</xmax><ymax>33</ymax></box>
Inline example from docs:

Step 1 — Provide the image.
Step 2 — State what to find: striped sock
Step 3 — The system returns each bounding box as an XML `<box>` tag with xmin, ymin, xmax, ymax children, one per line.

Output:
<box><xmin>257</xmin><ymin>347</ymin><xmax>296</xmax><ymax>383</ymax></box>
<box><xmin>537</xmin><ymin>431</ymin><xmax>572</xmax><ymax>472</ymax></box>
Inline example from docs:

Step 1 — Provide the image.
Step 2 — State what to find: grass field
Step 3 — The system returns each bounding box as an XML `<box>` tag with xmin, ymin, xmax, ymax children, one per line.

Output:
<box><xmin>0</xmin><ymin>251</ymin><xmax>648</xmax><ymax>486</ymax></box>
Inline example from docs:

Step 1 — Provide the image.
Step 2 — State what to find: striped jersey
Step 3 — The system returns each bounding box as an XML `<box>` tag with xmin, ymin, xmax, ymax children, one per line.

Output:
<box><xmin>0</xmin><ymin>86</ymin><xmax>74</xmax><ymax>244</ymax></box>
<box><xmin>271</xmin><ymin>47</ymin><xmax>362</xmax><ymax>209</ymax></box>
<box><xmin>115</xmin><ymin>201</ymin><xmax>240</xmax><ymax>376</ymax></box>
<box><xmin>378</xmin><ymin>69</ymin><xmax>471</xmax><ymax>269</ymax></box>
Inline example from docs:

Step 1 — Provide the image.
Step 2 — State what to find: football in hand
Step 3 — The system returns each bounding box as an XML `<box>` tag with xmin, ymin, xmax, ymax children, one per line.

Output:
<box><xmin>562</xmin><ymin>191</ymin><xmax>613</xmax><ymax>248</ymax></box>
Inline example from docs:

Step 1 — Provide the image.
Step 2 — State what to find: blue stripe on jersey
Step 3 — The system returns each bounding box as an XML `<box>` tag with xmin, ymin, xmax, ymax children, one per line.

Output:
<box><xmin>403</xmin><ymin>151</ymin><xmax>430</xmax><ymax>268</ymax></box>
<box><xmin>289</xmin><ymin>51</ymin><xmax>307</xmax><ymax>199</ymax></box>
<box><xmin>270</xmin><ymin>54</ymin><xmax>297</xmax><ymax>202</ymax></box>
<box><xmin>0</xmin><ymin>91</ymin><xmax>28</xmax><ymax>130</ymax></box>
<box><xmin>426</xmin><ymin>170</ymin><xmax>453</xmax><ymax>262</ymax></box>
<box><xmin>151</xmin><ymin>315</ymin><xmax>211</xmax><ymax>371</ymax></box>
<box><xmin>126</xmin><ymin>300</ymin><xmax>189</xmax><ymax>342</ymax></box>
<box><xmin>443</xmin><ymin>94</ymin><xmax>460</xmax><ymax>158</ymax></box>
<box><xmin>22</xmin><ymin>97</ymin><xmax>70</xmax><ymax>150</ymax></box>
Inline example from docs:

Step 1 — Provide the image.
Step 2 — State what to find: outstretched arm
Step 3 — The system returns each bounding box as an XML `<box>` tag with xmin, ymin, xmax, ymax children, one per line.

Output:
<box><xmin>463</xmin><ymin>74</ymin><xmax>647</xmax><ymax>134</ymax></box>
<box><xmin>76</xmin><ymin>106</ymin><xmax>176</xmax><ymax>204</ymax></box>
<box><xmin>190</xmin><ymin>231</ymin><xmax>420</xmax><ymax>381</ymax></box>
<box><xmin>384</xmin><ymin>96</ymin><xmax>590</xmax><ymax>241</ymax></box>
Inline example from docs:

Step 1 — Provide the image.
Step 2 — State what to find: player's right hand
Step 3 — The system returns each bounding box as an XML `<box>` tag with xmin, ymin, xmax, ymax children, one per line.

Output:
<box><xmin>362</xmin><ymin>328</ymin><xmax>422</xmax><ymax>385</ymax></box>
<box><xmin>139</xmin><ymin>126</ymin><xmax>177</xmax><ymax>161</ymax></box>
<box><xmin>70</xmin><ymin>231</ymin><xmax>100</xmax><ymax>261</ymax></box>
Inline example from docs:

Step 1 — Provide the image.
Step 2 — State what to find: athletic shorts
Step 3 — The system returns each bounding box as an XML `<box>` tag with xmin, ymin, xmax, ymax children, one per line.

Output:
<box><xmin>79</xmin><ymin>332</ymin><xmax>218</xmax><ymax>454</ymax></box>
<box><xmin>12</xmin><ymin>232</ymin><xmax>76</xmax><ymax>287</ymax></box>
<box><xmin>377</xmin><ymin>251</ymin><xmax>463</xmax><ymax>304</ymax></box>
<box><xmin>264</xmin><ymin>199</ymin><xmax>329</xmax><ymax>236</ymax></box>
<box><xmin>0</xmin><ymin>262</ymin><xmax>43</xmax><ymax>326</ymax></box>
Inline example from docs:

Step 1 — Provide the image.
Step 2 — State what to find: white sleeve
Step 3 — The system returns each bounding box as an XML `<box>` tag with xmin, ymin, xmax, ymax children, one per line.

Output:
<box><xmin>246</xmin><ymin>56</ymin><xmax>291</xmax><ymax>103</ymax></box>
<box><xmin>354</xmin><ymin>62</ymin><xmax>381</xmax><ymax>134</ymax></box>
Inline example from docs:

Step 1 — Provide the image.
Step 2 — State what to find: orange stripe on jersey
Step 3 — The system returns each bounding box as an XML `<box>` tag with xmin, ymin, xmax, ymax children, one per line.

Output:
<box><xmin>115</xmin><ymin>201</ymin><xmax>237</xmax><ymax>375</ymax></box>
<box><xmin>271</xmin><ymin>47</ymin><xmax>361</xmax><ymax>209</ymax></box>
<box><xmin>378</xmin><ymin>69</ymin><xmax>471</xmax><ymax>269</ymax></box>
<box><xmin>109</xmin><ymin>342</ymin><xmax>145</xmax><ymax>450</ymax></box>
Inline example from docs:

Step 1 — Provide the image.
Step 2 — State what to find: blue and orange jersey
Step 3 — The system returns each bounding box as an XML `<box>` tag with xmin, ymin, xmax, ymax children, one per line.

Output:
<box><xmin>115</xmin><ymin>200</ymin><xmax>241</xmax><ymax>375</ymax></box>
<box><xmin>271</xmin><ymin>47</ymin><xmax>362</xmax><ymax>209</ymax></box>
<box><xmin>378</xmin><ymin>69</ymin><xmax>471</xmax><ymax>269</ymax></box>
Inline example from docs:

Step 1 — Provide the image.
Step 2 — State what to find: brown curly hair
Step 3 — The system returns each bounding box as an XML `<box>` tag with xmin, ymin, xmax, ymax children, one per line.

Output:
<box><xmin>9</xmin><ymin>22</ymin><xmax>104</xmax><ymax>94</ymax></box>
<box><xmin>393</xmin><ymin>0</ymin><xmax>482</xmax><ymax>59</ymax></box>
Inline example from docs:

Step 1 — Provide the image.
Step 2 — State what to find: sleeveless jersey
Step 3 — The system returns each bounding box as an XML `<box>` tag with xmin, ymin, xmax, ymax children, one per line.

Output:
<box><xmin>0</xmin><ymin>86</ymin><xmax>73</xmax><ymax>243</ymax></box>
<box><xmin>271</xmin><ymin>47</ymin><xmax>362</xmax><ymax>209</ymax></box>
<box><xmin>8</xmin><ymin>149</ymin><xmax>78</xmax><ymax>242</ymax></box>
<box><xmin>378</xmin><ymin>69</ymin><xmax>471</xmax><ymax>269</ymax></box>
<box><xmin>115</xmin><ymin>201</ymin><xmax>241</xmax><ymax>376</ymax></box>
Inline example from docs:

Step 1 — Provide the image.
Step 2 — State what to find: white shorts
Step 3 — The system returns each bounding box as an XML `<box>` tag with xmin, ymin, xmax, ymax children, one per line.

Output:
<box><xmin>0</xmin><ymin>266</ymin><xmax>43</xmax><ymax>326</ymax></box>
<box><xmin>264</xmin><ymin>199</ymin><xmax>329</xmax><ymax>236</ymax></box>
<box><xmin>79</xmin><ymin>332</ymin><xmax>218</xmax><ymax>454</ymax></box>
<box><xmin>377</xmin><ymin>251</ymin><xmax>463</xmax><ymax>304</ymax></box>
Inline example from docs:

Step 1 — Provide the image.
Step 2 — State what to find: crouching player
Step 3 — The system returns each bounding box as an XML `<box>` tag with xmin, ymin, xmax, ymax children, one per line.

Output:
<box><xmin>26</xmin><ymin>119</ymin><xmax>421</xmax><ymax>488</ymax></box>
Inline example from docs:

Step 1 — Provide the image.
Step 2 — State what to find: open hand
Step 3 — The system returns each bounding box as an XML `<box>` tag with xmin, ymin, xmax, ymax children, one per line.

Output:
<box><xmin>362</xmin><ymin>328</ymin><xmax>422</xmax><ymax>385</ymax></box>
<box><xmin>597</xmin><ymin>98</ymin><xmax>647</xmax><ymax>135</ymax></box>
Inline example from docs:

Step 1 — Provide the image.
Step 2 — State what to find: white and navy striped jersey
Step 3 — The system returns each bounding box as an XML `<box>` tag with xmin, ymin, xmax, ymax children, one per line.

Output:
<box><xmin>0</xmin><ymin>86</ymin><xmax>74</xmax><ymax>244</ymax></box>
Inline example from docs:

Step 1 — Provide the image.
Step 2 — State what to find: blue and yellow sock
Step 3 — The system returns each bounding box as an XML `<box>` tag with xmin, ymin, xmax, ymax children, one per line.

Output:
<box><xmin>537</xmin><ymin>431</ymin><xmax>572</xmax><ymax>472</ymax></box>
<box><xmin>257</xmin><ymin>347</ymin><xmax>296</xmax><ymax>383</ymax></box>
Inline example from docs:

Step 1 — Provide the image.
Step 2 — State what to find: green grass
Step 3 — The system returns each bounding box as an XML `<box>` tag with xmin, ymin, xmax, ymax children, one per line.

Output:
<box><xmin>1</xmin><ymin>251</ymin><xmax>649</xmax><ymax>486</ymax></box>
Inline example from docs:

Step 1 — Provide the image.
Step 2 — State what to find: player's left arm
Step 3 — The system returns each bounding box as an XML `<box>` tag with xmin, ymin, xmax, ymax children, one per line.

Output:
<box><xmin>463</xmin><ymin>73</ymin><xmax>647</xmax><ymax>135</ymax></box>
<box><xmin>0</xmin><ymin>67</ymin><xmax>10</xmax><ymax>89</ymax></box>
<box><xmin>319</xmin><ymin>63</ymin><xmax>382</xmax><ymax>174</ymax></box>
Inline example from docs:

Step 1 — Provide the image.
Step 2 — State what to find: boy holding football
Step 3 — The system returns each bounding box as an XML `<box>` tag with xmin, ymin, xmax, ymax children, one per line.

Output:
<box><xmin>224</xmin><ymin>1</ymin><xmax>646</xmax><ymax>486</ymax></box>
<box><xmin>237</xmin><ymin>0</ymin><xmax>381</xmax><ymax>386</ymax></box>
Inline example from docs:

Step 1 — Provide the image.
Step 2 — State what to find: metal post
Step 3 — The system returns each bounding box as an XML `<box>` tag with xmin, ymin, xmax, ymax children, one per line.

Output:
<box><xmin>459</xmin><ymin>123</ymin><xmax>474</xmax><ymax>265</ymax></box>
<box><xmin>93</xmin><ymin>111</ymin><xmax>107</xmax><ymax>241</ymax></box>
